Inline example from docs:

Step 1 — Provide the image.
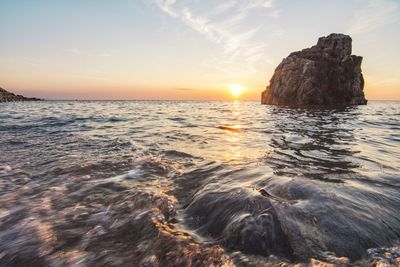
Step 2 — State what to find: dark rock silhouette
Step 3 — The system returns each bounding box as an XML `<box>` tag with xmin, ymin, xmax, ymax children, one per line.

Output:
<box><xmin>0</xmin><ymin>87</ymin><xmax>41</xmax><ymax>102</ymax></box>
<box><xmin>261</xmin><ymin>33</ymin><xmax>367</xmax><ymax>106</ymax></box>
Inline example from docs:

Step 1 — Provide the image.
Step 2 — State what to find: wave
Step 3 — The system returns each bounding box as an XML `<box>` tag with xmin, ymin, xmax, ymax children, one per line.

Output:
<box><xmin>0</xmin><ymin>100</ymin><xmax>399</xmax><ymax>265</ymax></box>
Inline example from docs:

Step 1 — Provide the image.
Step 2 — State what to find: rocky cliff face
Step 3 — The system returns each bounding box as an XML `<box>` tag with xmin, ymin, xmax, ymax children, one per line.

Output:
<box><xmin>0</xmin><ymin>87</ymin><xmax>41</xmax><ymax>102</ymax></box>
<box><xmin>261</xmin><ymin>33</ymin><xmax>367</xmax><ymax>106</ymax></box>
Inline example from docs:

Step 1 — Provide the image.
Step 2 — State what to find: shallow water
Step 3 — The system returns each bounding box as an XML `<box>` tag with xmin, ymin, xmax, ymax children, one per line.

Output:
<box><xmin>0</xmin><ymin>100</ymin><xmax>399</xmax><ymax>266</ymax></box>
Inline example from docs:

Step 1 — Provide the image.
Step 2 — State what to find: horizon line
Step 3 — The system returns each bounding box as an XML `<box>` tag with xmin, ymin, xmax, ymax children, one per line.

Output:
<box><xmin>9</xmin><ymin>98</ymin><xmax>400</xmax><ymax>102</ymax></box>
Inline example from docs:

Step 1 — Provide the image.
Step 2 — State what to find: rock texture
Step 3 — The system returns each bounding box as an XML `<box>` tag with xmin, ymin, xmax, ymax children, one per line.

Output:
<box><xmin>0</xmin><ymin>87</ymin><xmax>41</xmax><ymax>102</ymax></box>
<box><xmin>261</xmin><ymin>33</ymin><xmax>367</xmax><ymax>106</ymax></box>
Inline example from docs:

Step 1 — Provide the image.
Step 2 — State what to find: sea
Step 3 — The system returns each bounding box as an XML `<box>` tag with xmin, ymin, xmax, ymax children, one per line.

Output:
<box><xmin>0</xmin><ymin>100</ymin><xmax>399</xmax><ymax>266</ymax></box>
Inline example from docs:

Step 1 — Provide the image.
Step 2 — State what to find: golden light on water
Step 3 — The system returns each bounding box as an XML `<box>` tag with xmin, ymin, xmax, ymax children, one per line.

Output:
<box><xmin>229</xmin><ymin>85</ymin><xmax>244</xmax><ymax>98</ymax></box>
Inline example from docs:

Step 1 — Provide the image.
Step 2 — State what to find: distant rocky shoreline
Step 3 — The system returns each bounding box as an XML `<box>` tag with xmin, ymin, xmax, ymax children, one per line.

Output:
<box><xmin>0</xmin><ymin>87</ymin><xmax>41</xmax><ymax>102</ymax></box>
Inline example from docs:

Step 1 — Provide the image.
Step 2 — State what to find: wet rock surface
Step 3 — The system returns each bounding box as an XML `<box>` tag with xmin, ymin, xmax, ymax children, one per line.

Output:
<box><xmin>0</xmin><ymin>155</ymin><xmax>235</xmax><ymax>267</ymax></box>
<box><xmin>0</xmin><ymin>87</ymin><xmax>41</xmax><ymax>102</ymax></box>
<box><xmin>261</xmin><ymin>33</ymin><xmax>367</xmax><ymax>106</ymax></box>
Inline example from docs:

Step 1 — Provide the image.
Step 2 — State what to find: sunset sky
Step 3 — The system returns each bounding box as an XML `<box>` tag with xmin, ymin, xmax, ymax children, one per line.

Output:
<box><xmin>0</xmin><ymin>0</ymin><xmax>399</xmax><ymax>100</ymax></box>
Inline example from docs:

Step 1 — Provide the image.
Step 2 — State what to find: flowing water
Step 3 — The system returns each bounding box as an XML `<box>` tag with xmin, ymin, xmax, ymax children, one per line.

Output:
<box><xmin>0</xmin><ymin>100</ymin><xmax>399</xmax><ymax>266</ymax></box>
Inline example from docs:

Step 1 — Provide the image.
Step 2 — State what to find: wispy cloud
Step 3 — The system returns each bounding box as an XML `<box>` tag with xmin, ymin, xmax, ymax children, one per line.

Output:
<box><xmin>66</xmin><ymin>48</ymin><xmax>115</xmax><ymax>58</ymax></box>
<box><xmin>173</xmin><ymin>87</ymin><xmax>195</xmax><ymax>91</ymax></box>
<box><xmin>153</xmin><ymin>0</ymin><xmax>283</xmax><ymax>74</ymax></box>
<box><xmin>67</xmin><ymin>48</ymin><xmax>84</xmax><ymax>55</ymax></box>
<box><xmin>348</xmin><ymin>0</ymin><xmax>399</xmax><ymax>34</ymax></box>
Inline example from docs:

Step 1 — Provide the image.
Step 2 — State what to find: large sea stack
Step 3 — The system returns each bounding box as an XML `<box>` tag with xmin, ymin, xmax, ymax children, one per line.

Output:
<box><xmin>0</xmin><ymin>87</ymin><xmax>41</xmax><ymax>102</ymax></box>
<box><xmin>261</xmin><ymin>33</ymin><xmax>367</xmax><ymax>105</ymax></box>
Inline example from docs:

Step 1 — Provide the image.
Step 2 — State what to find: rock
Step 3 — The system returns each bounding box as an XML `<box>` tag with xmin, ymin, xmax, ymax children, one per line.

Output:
<box><xmin>366</xmin><ymin>245</ymin><xmax>400</xmax><ymax>266</ymax></box>
<box><xmin>261</xmin><ymin>33</ymin><xmax>367</xmax><ymax>106</ymax></box>
<box><xmin>309</xmin><ymin>259</ymin><xmax>337</xmax><ymax>267</ymax></box>
<box><xmin>0</xmin><ymin>87</ymin><xmax>41</xmax><ymax>102</ymax></box>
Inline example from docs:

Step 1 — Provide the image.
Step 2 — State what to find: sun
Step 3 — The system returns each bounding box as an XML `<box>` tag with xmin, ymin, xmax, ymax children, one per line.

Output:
<box><xmin>229</xmin><ymin>85</ymin><xmax>243</xmax><ymax>98</ymax></box>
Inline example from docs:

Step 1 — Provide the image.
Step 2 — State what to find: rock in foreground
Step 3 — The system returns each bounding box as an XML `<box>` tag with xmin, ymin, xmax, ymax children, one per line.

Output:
<box><xmin>0</xmin><ymin>87</ymin><xmax>41</xmax><ymax>102</ymax></box>
<box><xmin>261</xmin><ymin>33</ymin><xmax>367</xmax><ymax>106</ymax></box>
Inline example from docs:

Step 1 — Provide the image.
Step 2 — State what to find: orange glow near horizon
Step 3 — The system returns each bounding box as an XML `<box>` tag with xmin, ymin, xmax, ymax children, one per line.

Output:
<box><xmin>229</xmin><ymin>85</ymin><xmax>244</xmax><ymax>99</ymax></box>
<box><xmin>2</xmin><ymin>75</ymin><xmax>399</xmax><ymax>101</ymax></box>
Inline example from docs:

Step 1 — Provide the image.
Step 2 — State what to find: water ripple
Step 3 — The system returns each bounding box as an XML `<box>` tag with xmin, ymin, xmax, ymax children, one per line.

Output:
<box><xmin>0</xmin><ymin>100</ymin><xmax>399</xmax><ymax>265</ymax></box>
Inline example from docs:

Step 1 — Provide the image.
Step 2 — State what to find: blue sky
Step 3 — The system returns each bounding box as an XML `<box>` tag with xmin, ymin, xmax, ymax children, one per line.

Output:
<box><xmin>0</xmin><ymin>0</ymin><xmax>399</xmax><ymax>100</ymax></box>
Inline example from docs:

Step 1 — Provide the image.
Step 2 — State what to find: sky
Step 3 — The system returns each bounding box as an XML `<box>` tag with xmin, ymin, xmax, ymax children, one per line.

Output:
<box><xmin>0</xmin><ymin>0</ymin><xmax>399</xmax><ymax>100</ymax></box>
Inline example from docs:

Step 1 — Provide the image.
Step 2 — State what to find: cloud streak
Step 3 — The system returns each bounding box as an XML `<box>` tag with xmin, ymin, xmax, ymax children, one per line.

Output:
<box><xmin>348</xmin><ymin>0</ymin><xmax>399</xmax><ymax>34</ymax></box>
<box><xmin>153</xmin><ymin>0</ymin><xmax>282</xmax><ymax>73</ymax></box>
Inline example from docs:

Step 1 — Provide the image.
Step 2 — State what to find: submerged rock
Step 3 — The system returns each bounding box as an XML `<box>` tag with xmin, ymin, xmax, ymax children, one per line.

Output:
<box><xmin>0</xmin><ymin>87</ymin><xmax>41</xmax><ymax>102</ymax></box>
<box><xmin>261</xmin><ymin>33</ymin><xmax>367</xmax><ymax>106</ymax></box>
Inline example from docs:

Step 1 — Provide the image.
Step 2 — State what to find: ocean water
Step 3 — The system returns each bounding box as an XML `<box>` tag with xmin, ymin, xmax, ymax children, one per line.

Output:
<box><xmin>0</xmin><ymin>100</ymin><xmax>399</xmax><ymax>266</ymax></box>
